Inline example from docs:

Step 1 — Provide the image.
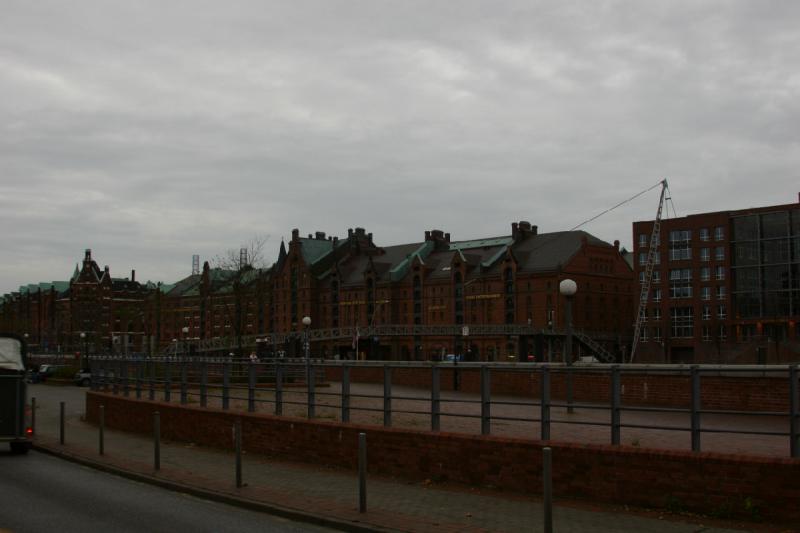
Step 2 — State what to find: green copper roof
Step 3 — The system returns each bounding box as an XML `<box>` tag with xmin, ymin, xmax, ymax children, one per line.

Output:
<box><xmin>299</xmin><ymin>238</ymin><xmax>335</xmax><ymax>265</ymax></box>
<box><xmin>389</xmin><ymin>241</ymin><xmax>434</xmax><ymax>282</ymax></box>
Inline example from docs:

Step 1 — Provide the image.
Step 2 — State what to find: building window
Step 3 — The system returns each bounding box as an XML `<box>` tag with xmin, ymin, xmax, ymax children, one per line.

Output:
<box><xmin>715</xmin><ymin>266</ymin><xmax>725</xmax><ymax>280</ymax></box>
<box><xmin>652</xmin><ymin>307</ymin><xmax>661</xmax><ymax>321</ymax></box>
<box><xmin>715</xmin><ymin>246</ymin><xmax>725</xmax><ymax>261</ymax></box>
<box><xmin>717</xmin><ymin>286</ymin><xmax>726</xmax><ymax>300</ymax></box>
<box><xmin>700</xmin><ymin>267</ymin><xmax>710</xmax><ymax>281</ymax></box>
<box><xmin>700</xmin><ymin>248</ymin><xmax>710</xmax><ymax>262</ymax></box>
<box><xmin>719</xmin><ymin>325</ymin><xmax>727</xmax><ymax>340</ymax></box>
<box><xmin>670</xmin><ymin>307</ymin><xmax>694</xmax><ymax>338</ymax></box>
<box><xmin>638</xmin><ymin>252</ymin><xmax>647</xmax><ymax>266</ymax></box>
<box><xmin>639</xmin><ymin>233</ymin><xmax>648</xmax><ymax>247</ymax></box>
<box><xmin>669</xmin><ymin>269</ymin><xmax>692</xmax><ymax>298</ymax></box>
<box><xmin>639</xmin><ymin>271</ymin><xmax>645</xmax><ymax>283</ymax></box>
<box><xmin>653</xmin><ymin>288</ymin><xmax>662</xmax><ymax>302</ymax></box>
<box><xmin>718</xmin><ymin>304</ymin><xmax>727</xmax><ymax>319</ymax></box>
<box><xmin>668</xmin><ymin>230</ymin><xmax>691</xmax><ymax>261</ymax></box>
<box><xmin>701</xmin><ymin>287</ymin><xmax>711</xmax><ymax>301</ymax></box>
<box><xmin>702</xmin><ymin>326</ymin><xmax>712</xmax><ymax>341</ymax></box>
<box><xmin>702</xmin><ymin>305</ymin><xmax>711</xmax><ymax>320</ymax></box>
<box><xmin>641</xmin><ymin>327</ymin><xmax>648</xmax><ymax>341</ymax></box>
<box><xmin>700</xmin><ymin>228</ymin><xmax>710</xmax><ymax>241</ymax></box>
<box><xmin>653</xmin><ymin>270</ymin><xmax>661</xmax><ymax>283</ymax></box>
<box><xmin>715</xmin><ymin>226</ymin><xmax>725</xmax><ymax>241</ymax></box>
<box><xmin>653</xmin><ymin>326</ymin><xmax>662</xmax><ymax>342</ymax></box>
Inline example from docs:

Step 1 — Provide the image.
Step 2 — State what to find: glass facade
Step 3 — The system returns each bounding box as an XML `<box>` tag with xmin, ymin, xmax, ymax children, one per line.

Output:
<box><xmin>731</xmin><ymin>208</ymin><xmax>800</xmax><ymax>318</ymax></box>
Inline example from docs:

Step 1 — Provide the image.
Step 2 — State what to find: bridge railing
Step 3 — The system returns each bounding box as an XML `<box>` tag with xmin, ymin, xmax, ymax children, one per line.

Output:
<box><xmin>86</xmin><ymin>356</ymin><xmax>799</xmax><ymax>458</ymax></box>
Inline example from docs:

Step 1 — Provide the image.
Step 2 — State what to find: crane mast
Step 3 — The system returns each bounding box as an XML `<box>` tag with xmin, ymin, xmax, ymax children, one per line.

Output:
<box><xmin>629</xmin><ymin>179</ymin><xmax>668</xmax><ymax>363</ymax></box>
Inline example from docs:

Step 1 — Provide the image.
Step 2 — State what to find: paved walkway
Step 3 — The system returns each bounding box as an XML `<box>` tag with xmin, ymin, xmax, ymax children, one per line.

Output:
<box><xmin>28</xmin><ymin>384</ymin><xmax>791</xmax><ymax>533</ymax></box>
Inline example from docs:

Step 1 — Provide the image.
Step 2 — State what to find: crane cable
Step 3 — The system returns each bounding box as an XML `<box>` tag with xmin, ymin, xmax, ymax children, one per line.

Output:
<box><xmin>570</xmin><ymin>179</ymin><xmax>666</xmax><ymax>232</ymax></box>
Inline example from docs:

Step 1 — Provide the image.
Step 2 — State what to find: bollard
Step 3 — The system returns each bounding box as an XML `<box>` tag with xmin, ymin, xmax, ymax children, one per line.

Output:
<box><xmin>31</xmin><ymin>397</ymin><xmax>36</xmax><ymax>435</ymax></box>
<box><xmin>543</xmin><ymin>447</ymin><xmax>553</xmax><ymax>533</ymax></box>
<box><xmin>153</xmin><ymin>411</ymin><xmax>161</xmax><ymax>471</ymax></box>
<box><xmin>99</xmin><ymin>405</ymin><xmax>105</xmax><ymax>455</ymax></box>
<box><xmin>59</xmin><ymin>401</ymin><xmax>65</xmax><ymax>445</ymax></box>
<box><xmin>358</xmin><ymin>432</ymin><xmax>367</xmax><ymax>513</ymax></box>
<box><xmin>235</xmin><ymin>420</ymin><xmax>243</xmax><ymax>488</ymax></box>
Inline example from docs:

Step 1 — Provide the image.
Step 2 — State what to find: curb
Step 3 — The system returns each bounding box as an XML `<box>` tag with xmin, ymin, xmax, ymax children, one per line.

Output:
<box><xmin>33</xmin><ymin>442</ymin><xmax>393</xmax><ymax>533</ymax></box>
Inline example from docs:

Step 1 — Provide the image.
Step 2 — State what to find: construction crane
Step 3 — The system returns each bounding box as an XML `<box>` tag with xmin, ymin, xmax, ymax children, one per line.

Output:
<box><xmin>571</xmin><ymin>178</ymin><xmax>673</xmax><ymax>364</ymax></box>
<box><xmin>629</xmin><ymin>179</ymin><xmax>669</xmax><ymax>363</ymax></box>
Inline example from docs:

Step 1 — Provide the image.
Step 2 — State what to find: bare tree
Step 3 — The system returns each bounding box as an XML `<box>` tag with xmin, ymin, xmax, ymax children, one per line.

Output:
<box><xmin>212</xmin><ymin>236</ymin><xmax>270</xmax><ymax>356</ymax></box>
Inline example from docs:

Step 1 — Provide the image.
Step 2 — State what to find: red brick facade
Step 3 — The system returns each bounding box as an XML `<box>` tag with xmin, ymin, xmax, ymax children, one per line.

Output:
<box><xmin>3</xmin><ymin>223</ymin><xmax>635</xmax><ymax>361</ymax></box>
<box><xmin>633</xmin><ymin>194</ymin><xmax>800</xmax><ymax>363</ymax></box>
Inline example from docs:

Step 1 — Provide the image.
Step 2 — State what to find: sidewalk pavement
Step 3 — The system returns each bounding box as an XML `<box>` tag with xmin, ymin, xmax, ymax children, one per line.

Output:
<box><xmin>29</xmin><ymin>386</ymin><xmax>790</xmax><ymax>533</ymax></box>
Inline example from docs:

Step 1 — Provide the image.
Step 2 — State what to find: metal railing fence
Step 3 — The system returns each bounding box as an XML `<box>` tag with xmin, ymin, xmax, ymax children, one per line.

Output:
<box><xmin>87</xmin><ymin>356</ymin><xmax>800</xmax><ymax>458</ymax></box>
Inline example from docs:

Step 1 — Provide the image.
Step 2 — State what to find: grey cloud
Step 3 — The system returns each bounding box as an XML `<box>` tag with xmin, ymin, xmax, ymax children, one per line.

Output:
<box><xmin>2</xmin><ymin>1</ymin><xmax>799</xmax><ymax>291</ymax></box>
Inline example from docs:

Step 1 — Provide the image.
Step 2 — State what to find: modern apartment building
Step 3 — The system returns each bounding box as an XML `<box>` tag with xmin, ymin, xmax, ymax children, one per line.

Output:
<box><xmin>633</xmin><ymin>193</ymin><xmax>800</xmax><ymax>363</ymax></box>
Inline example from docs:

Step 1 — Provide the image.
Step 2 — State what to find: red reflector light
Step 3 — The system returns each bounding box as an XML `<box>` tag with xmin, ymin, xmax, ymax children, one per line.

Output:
<box><xmin>26</xmin><ymin>427</ymin><xmax>33</xmax><ymax>436</ymax></box>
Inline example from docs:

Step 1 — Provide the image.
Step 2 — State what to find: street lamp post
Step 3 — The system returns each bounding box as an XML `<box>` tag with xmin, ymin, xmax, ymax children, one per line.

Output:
<box><xmin>79</xmin><ymin>332</ymin><xmax>87</xmax><ymax>371</ymax></box>
<box><xmin>182</xmin><ymin>326</ymin><xmax>189</xmax><ymax>356</ymax></box>
<box><xmin>559</xmin><ymin>279</ymin><xmax>577</xmax><ymax>414</ymax></box>
<box><xmin>302</xmin><ymin>316</ymin><xmax>311</xmax><ymax>360</ymax></box>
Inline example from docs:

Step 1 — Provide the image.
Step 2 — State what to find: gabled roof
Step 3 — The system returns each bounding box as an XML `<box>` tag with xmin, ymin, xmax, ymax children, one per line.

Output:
<box><xmin>512</xmin><ymin>230</ymin><xmax>610</xmax><ymax>272</ymax></box>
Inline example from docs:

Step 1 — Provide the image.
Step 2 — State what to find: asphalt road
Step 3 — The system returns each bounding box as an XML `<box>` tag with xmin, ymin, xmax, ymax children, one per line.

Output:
<box><xmin>0</xmin><ymin>450</ymin><xmax>336</xmax><ymax>533</ymax></box>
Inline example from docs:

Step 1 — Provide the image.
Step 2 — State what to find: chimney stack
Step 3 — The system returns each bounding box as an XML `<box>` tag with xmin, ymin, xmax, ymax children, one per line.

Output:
<box><xmin>131</xmin><ymin>269</ymin><xmax>136</xmax><ymax>282</ymax></box>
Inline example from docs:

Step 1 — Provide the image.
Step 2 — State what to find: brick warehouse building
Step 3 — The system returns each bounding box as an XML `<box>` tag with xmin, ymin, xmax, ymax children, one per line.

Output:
<box><xmin>2</xmin><ymin>222</ymin><xmax>635</xmax><ymax>361</ymax></box>
<box><xmin>0</xmin><ymin>249</ymin><xmax>152</xmax><ymax>355</ymax></box>
<box><xmin>632</xmin><ymin>193</ymin><xmax>800</xmax><ymax>364</ymax></box>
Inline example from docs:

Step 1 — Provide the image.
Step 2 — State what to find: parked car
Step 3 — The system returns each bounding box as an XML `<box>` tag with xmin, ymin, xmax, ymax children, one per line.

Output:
<box><xmin>29</xmin><ymin>364</ymin><xmax>69</xmax><ymax>383</ymax></box>
<box><xmin>74</xmin><ymin>370</ymin><xmax>91</xmax><ymax>387</ymax></box>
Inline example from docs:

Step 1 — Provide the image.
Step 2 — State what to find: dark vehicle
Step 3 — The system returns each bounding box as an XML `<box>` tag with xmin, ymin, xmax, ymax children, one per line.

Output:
<box><xmin>0</xmin><ymin>333</ymin><xmax>32</xmax><ymax>453</ymax></box>
<box><xmin>29</xmin><ymin>363</ymin><xmax>69</xmax><ymax>383</ymax></box>
<box><xmin>74</xmin><ymin>370</ymin><xmax>91</xmax><ymax>387</ymax></box>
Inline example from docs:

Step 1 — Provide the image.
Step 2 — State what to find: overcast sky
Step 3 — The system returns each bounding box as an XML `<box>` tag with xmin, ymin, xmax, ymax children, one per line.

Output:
<box><xmin>2</xmin><ymin>1</ymin><xmax>798</xmax><ymax>293</ymax></box>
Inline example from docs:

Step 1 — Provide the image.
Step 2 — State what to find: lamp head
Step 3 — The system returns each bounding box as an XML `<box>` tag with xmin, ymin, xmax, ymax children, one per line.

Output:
<box><xmin>559</xmin><ymin>279</ymin><xmax>577</xmax><ymax>296</ymax></box>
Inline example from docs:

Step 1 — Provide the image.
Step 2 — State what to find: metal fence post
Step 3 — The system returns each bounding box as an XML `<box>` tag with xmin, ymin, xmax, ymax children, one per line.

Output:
<box><xmin>275</xmin><ymin>360</ymin><xmax>283</xmax><ymax>416</ymax></box>
<box><xmin>235</xmin><ymin>419</ymin><xmax>243</xmax><ymax>488</ymax></box>
<box><xmin>790</xmin><ymin>364</ymin><xmax>798</xmax><ymax>458</ymax></box>
<box><xmin>59</xmin><ymin>401</ymin><xmax>65</xmax><ymax>445</ymax></box>
<box><xmin>248</xmin><ymin>361</ymin><xmax>256</xmax><ymax>413</ymax></box>
<box><xmin>691</xmin><ymin>365</ymin><xmax>701</xmax><ymax>452</ymax></box>
<box><xmin>541</xmin><ymin>366</ymin><xmax>551</xmax><ymax>441</ymax></box>
<box><xmin>153</xmin><ymin>411</ymin><xmax>160</xmax><ymax>471</ymax></box>
<box><xmin>611</xmin><ymin>365</ymin><xmax>621</xmax><ymax>445</ymax></box>
<box><xmin>223</xmin><ymin>360</ymin><xmax>230</xmax><ymax>410</ymax></box>
<box><xmin>113</xmin><ymin>360</ymin><xmax>120</xmax><ymax>395</ymax></box>
<box><xmin>431</xmin><ymin>365</ymin><xmax>441</xmax><ymax>432</ymax></box>
<box><xmin>31</xmin><ymin>397</ymin><xmax>36</xmax><ymax>435</ymax></box>
<box><xmin>200</xmin><ymin>360</ymin><xmax>208</xmax><ymax>408</ymax></box>
<box><xmin>358</xmin><ymin>432</ymin><xmax>367</xmax><ymax>513</ymax></box>
<box><xmin>148</xmin><ymin>359</ymin><xmax>155</xmax><ymax>401</ymax></box>
<box><xmin>543</xmin><ymin>447</ymin><xmax>553</xmax><ymax>533</ymax></box>
<box><xmin>122</xmin><ymin>359</ymin><xmax>129</xmax><ymax>397</ymax></box>
<box><xmin>135</xmin><ymin>359</ymin><xmax>142</xmax><ymax>399</ymax></box>
<box><xmin>383</xmin><ymin>365</ymin><xmax>392</xmax><ymax>427</ymax></box>
<box><xmin>164</xmin><ymin>358</ymin><xmax>172</xmax><ymax>403</ymax></box>
<box><xmin>99</xmin><ymin>405</ymin><xmax>105</xmax><ymax>456</ymax></box>
<box><xmin>480</xmin><ymin>365</ymin><xmax>491</xmax><ymax>435</ymax></box>
<box><xmin>341</xmin><ymin>364</ymin><xmax>351</xmax><ymax>423</ymax></box>
<box><xmin>103</xmin><ymin>366</ymin><xmax>110</xmax><ymax>393</ymax></box>
<box><xmin>307</xmin><ymin>360</ymin><xmax>316</xmax><ymax>419</ymax></box>
<box><xmin>180</xmin><ymin>359</ymin><xmax>188</xmax><ymax>405</ymax></box>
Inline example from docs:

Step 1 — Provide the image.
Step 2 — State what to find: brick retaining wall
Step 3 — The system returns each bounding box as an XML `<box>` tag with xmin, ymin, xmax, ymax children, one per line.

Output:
<box><xmin>86</xmin><ymin>391</ymin><xmax>800</xmax><ymax>523</ymax></box>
